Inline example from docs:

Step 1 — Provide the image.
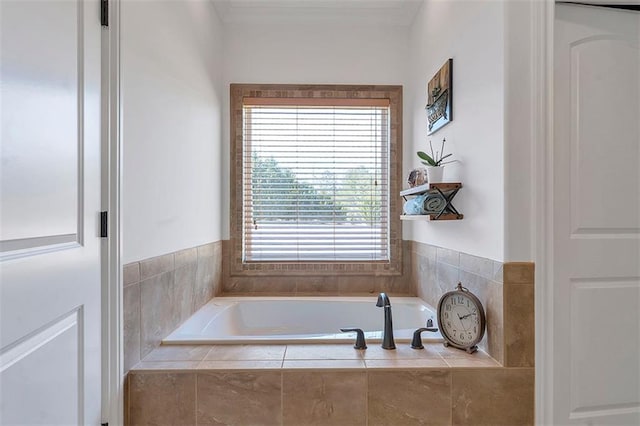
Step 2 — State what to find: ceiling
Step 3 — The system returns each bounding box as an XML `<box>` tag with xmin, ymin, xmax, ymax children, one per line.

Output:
<box><xmin>210</xmin><ymin>0</ymin><xmax>425</xmax><ymax>26</ymax></box>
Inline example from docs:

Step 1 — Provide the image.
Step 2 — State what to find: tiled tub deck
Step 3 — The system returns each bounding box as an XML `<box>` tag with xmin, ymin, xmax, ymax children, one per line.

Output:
<box><xmin>125</xmin><ymin>343</ymin><xmax>534</xmax><ymax>425</ymax></box>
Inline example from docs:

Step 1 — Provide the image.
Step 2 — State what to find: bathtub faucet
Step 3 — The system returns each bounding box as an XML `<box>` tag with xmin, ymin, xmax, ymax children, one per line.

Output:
<box><xmin>376</xmin><ymin>292</ymin><xmax>396</xmax><ymax>350</ymax></box>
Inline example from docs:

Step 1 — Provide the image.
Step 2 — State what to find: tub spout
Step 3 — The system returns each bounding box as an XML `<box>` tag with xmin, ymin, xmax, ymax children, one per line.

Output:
<box><xmin>376</xmin><ymin>293</ymin><xmax>395</xmax><ymax>349</ymax></box>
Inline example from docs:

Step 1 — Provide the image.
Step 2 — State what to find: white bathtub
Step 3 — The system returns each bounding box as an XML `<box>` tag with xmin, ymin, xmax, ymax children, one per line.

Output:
<box><xmin>163</xmin><ymin>296</ymin><xmax>443</xmax><ymax>344</ymax></box>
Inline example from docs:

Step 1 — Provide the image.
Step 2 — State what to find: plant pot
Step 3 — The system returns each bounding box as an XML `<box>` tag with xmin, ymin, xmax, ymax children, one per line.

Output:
<box><xmin>426</xmin><ymin>166</ymin><xmax>444</xmax><ymax>183</ymax></box>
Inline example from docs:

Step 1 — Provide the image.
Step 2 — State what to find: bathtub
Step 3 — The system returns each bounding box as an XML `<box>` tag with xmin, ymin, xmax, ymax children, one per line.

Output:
<box><xmin>163</xmin><ymin>296</ymin><xmax>443</xmax><ymax>345</ymax></box>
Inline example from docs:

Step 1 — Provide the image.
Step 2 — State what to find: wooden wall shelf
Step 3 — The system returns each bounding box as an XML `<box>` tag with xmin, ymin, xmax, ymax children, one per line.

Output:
<box><xmin>400</xmin><ymin>182</ymin><xmax>463</xmax><ymax>221</ymax></box>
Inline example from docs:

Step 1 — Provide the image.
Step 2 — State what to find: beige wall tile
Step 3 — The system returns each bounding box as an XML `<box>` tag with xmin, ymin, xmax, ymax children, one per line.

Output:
<box><xmin>296</xmin><ymin>276</ymin><xmax>336</xmax><ymax>294</ymax></box>
<box><xmin>132</xmin><ymin>361</ymin><xmax>201</xmax><ymax>371</ymax></box>
<box><xmin>485</xmin><ymin>280</ymin><xmax>504</xmax><ymax>365</ymax></box>
<box><xmin>129</xmin><ymin>372</ymin><xmax>196</xmax><ymax>426</ymax></box>
<box><xmin>198</xmin><ymin>360</ymin><xmax>283</xmax><ymax>370</ymax></box>
<box><xmin>435</xmin><ymin>345</ymin><xmax>492</xmax><ymax>358</ymax></box>
<box><xmin>174</xmin><ymin>263</ymin><xmax>196</xmax><ymax>324</ymax></box>
<box><xmin>282</xmin><ymin>359</ymin><xmax>365</xmax><ymax>370</ymax></box>
<box><xmin>194</xmin><ymin>256</ymin><xmax>216</xmax><ymax>310</ymax></box>
<box><xmin>436</xmin><ymin>246</ymin><xmax>460</xmax><ymax>267</ymax></box>
<box><xmin>197</xmin><ymin>371</ymin><xmax>282</xmax><ymax>426</ymax></box>
<box><xmin>436</xmin><ymin>262</ymin><xmax>460</xmax><ymax>295</ymax></box>
<box><xmin>362</xmin><ymin>345</ymin><xmax>442</xmax><ymax>360</ymax></box>
<box><xmin>368</xmin><ymin>370</ymin><xmax>451</xmax><ymax>425</ymax></box>
<box><xmin>243</xmin><ymin>276</ymin><xmax>298</xmax><ymax>294</ymax></box>
<box><xmin>365</xmin><ymin>358</ymin><xmax>448</xmax><ymax>369</ymax></box>
<box><xmin>284</xmin><ymin>344</ymin><xmax>363</xmax><ymax>360</ymax></box>
<box><xmin>376</xmin><ymin>274</ymin><xmax>414</xmax><ymax>295</ymax></box>
<box><xmin>413</xmin><ymin>241</ymin><xmax>436</xmax><ymax>259</ymax></box>
<box><xmin>204</xmin><ymin>344</ymin><xmax>286</xmax><ymax>361</ymax></box>
<box><xmin>212</xmin><ymin>241</ymin><xmax>223</xmax><ymax>296</ymax></box>
<box><xmin>416</xmin><ymin>253</ymin><xmax>438</xmax><ymax>307</ymax></box>
<box><xmin>123</xmin><ymin>283</ymin><xmax>141</xmax><ymax>372</ymax></box>
<box><xmin>492</xmin><ymin>261</ymin><xmax>503</xmax><ymax>283</ymax></box>
<box><xmin>197</xmin><ymin>242</ymin><xmax>216</xmax><ymax>259</ymax></box>
<box><xmin>505</xmin><ymin>284</ymin><xmax>535</xmax><ymax>367</ymax></box>
<box><xmin>143</xmin><ymin>345</ymin><xmax>212</xmax><ymax>362</ymax></box>
<box><xmin>443</xmin><ymin>358</ymin><xmax>501</xmax><ymax>368</ymax></box>
<box><xmin>283</xmin><ymin>371</ymin><xmax>367</xmax><ymax>425</ymax></box>
<box><xmin>451</xmin><ymin>368</ymin><xmax>534</xmax><ymax>425</ymax></box>
<box><xmin>139</xmin><ymin>271</ymin><xmax>177</xmax><ymax>358</ymax></box>
<box><xmin>139</xmin><ymin>253</ymin><xmax>174</xmax><ymax>281</ymax></box>
<box><xmin>503</xmin><ymin>262</ymin><xmax>534</xmax><ymax>285</ymax></box>
<box><xmin>174</xmin><ymin>247</ymin><xmax>197</xmax><ymax>268</ymax></box>
<box><xmin>458</xmin><ymin>271</ymin><xmax>503</xmax><ymax>364</ymax></box>
<box><xmin>460</xmin><ymin>253</ymin><xmax>494</xmax><ymax>279</ymax></box>
<box><xmin>223</xmin><ymin>277</ymin><xmax>255</xmax><ymax>293</ymax></box>
<box><xmin>337</xmin><ymin>275</ymin><xmax>380</xmax><ymax>294</ymax></box>
<box><xmin>123</xmin><ymin>262</ymin><xmax>140</xmax><ymax>286</ymax></box>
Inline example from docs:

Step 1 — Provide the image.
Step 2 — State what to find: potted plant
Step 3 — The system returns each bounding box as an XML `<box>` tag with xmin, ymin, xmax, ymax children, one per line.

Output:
<box><xmin>417</xmin><ymin>138</ymin><xmax>453</xmax><ymax>183</ymax></box>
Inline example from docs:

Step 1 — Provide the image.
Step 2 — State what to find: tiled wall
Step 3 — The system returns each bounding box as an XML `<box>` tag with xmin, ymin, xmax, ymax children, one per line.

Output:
<box><xmin>124</xmin><ymin>247</ymin><xmax>535</xmax><ymax>425</ymax></box>
<box><xmin>126</xmin><ymin>365</ymin><xmax>534</xmax><ymax>425</ymax></box>
<box><xmin>503</xmin><ymin>262</ymin><xmax>535</xmax><ymax>367</ymax></box>
<box><xmin>408</xmin><ymin>241</ymin><xmax>504</xmax><ymax>363</ymax></box>
<box><xmin>220</xmin><ymin>240</ymin><xmax>414</xmax><ymax>295</ymax></box>
<box><xmin>123</xmin><ymin>241</ymin><xmax>222</xmax><ymax>371</ymax></box>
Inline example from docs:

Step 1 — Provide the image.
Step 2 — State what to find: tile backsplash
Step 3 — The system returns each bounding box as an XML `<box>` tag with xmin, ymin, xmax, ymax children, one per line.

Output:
<box><xmin>408</xmin><ymin>241</ymin><xmax>505</xmax><ymax>364</ymax></box>
<box><xmin>123</xmin><ymin>239</ymin><xmax>534</xmax><ymax>371</ymax></box>
<box><xmin>123</xmin><ymin>241</ymin><xmax>222</xmax><ymax>371</ymax></box>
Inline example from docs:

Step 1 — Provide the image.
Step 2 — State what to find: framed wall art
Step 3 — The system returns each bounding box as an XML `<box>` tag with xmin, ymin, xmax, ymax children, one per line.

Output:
<box><xmin>426</xmin><ymin>58</ymin><xmax>453</xmax><ymax>135</ymax></box>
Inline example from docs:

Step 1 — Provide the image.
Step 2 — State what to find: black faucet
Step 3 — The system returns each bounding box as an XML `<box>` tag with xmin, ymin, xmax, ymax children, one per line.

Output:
<box><xmin>376</xmin><ymin>292</ymin><xmax>396</xmax><ymax>349</ymax></box>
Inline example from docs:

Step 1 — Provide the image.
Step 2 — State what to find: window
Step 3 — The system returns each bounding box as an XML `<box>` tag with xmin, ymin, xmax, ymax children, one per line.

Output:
<box><xmin>230</xmin><ymin>85</ymin><xmax>402</xmax><ymax>275</ymax></box>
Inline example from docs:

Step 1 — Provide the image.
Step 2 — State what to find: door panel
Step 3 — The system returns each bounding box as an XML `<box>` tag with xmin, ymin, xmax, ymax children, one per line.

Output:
<box><xmin>0</xmin><ymin>0</ymin><xmax>81</xmax><ymax>249</ymax></box>
<box><xmin>0</xmin><ymin>0</ymin><xmax>102</xmax><ymax>424</ymax></box>
<box><xmin>554</xmin><ymin>4</ymin><xmax>640</xmax><ymax>425</ymax></box>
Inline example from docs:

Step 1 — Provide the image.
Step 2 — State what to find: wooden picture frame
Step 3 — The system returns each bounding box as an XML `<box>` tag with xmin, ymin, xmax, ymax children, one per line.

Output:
<box><xmin>426</xmin><ymin>58</ymin><xmax>453</xmax><ymax>134</ymax></box>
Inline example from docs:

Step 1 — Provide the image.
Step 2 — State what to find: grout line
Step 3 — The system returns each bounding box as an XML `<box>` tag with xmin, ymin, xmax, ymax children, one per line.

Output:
<box><xmin>194</xmin><ymin>372</ymin><xmax>198</xmax><ymax>426</ymax></box>
<box><xmin>137</xmin><ymin>282</ymin><xmax>143</xmax><ymax>366</ymax></box>
<box><xmin>449</xmin><ymin>366</ymin><xmax>454</xmax><ymax>424</ymax></box>
<box><xmin>365</xmin><ymin>369</ymin><xmax>369</xmax><ymax>426</ymax></box>
<box><xmin>280</xmin><ymin>369</ymin><xmax>284</xmax><ymax>426</ymax></box>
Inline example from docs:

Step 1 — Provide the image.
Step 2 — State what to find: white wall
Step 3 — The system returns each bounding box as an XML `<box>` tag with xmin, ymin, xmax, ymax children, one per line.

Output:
<box><xmin>122</xmin><ymin>0</ymin><xmax>224</xmax><ymax>263</ymax></box>
<box><xmin>221</xmin><ymin>23</ymin><xmax>410</xmax><ymax>238</ymax></box>
<box><xmin>406</xmin><ymin>0</ymin><xmax>505</xmax><ymax>261</ymax></box>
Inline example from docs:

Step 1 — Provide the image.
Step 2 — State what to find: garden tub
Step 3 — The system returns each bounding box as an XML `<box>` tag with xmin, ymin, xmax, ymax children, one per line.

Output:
<box><xmin>163</xmin><ymin>296</ymin><xmax>443</xmax><ymax>344</ymax></box>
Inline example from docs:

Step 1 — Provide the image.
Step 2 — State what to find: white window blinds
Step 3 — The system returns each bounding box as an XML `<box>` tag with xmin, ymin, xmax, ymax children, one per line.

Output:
<box><xmin>242</xmin><ymin>98</ymin><xmax>390</xmax><ymax>262</ymax></box>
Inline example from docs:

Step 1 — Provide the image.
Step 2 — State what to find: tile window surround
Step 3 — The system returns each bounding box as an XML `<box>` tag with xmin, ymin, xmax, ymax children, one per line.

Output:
<box><xmin>123</xmin><ymin>242</ymin><xmax>222</xmax><ymax>371</ymax></box>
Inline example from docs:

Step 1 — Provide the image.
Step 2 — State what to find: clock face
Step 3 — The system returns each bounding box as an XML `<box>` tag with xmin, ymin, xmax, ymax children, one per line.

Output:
<box><xmin>438</xmin><ymin>291</ymin><xmax>485</xmax><ymax>348</ymax></box>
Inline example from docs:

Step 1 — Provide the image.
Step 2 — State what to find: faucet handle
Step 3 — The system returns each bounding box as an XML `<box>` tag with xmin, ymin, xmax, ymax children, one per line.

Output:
<box><xmin>376</xmin><ymin>292</ymin><xmax>390</xmax><ymax>307</ymax></box>
<box><xmin>340</xmin><ymin>328</ymin><xmax>367</xmax><ymax>349</ymax></box>
<box><xmin>410</xmin><ymin>327</ymin><xmax>439</xmax><ymax>349</ymax></box>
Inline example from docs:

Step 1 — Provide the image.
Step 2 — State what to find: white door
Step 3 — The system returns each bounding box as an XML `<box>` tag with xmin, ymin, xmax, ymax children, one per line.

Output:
<box><xmin>0</xmin><ymin>0</ymin><xmax>103</xmax><ymax>424</ymax></box>
<box><xmin>553</xmin><ymin>4</ymin><xmax>640</xmax><ymax>425</ymax></box>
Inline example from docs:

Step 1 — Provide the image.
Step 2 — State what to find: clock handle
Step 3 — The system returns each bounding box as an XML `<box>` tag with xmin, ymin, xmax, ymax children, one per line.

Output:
<box><xmin>410</xmin><ymin>327</ymin><xmax>439</xmax><ymax>349</ymax></box>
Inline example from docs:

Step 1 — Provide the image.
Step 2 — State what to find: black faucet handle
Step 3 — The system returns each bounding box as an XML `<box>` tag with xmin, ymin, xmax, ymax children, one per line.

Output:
<box><xmin>410</xmin><ymin>327</ymin><xmax>439</xmax><ymax>349</ymax></box>
<box><xmin>340</xmin><ymin>328</ymin><xmax>367</xmax><ymax>349</ymax></box>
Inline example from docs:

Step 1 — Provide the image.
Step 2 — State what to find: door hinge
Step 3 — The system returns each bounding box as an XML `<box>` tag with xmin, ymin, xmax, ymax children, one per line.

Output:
<box><xmin>101</xmin><ymin>0</ymin><xmax>109</xmax><ymax>27</ymax></box>
<box><xmin>100</xmin><ymin>211</ymin><xmax>108</xmax><ymax>238</ymax></box>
